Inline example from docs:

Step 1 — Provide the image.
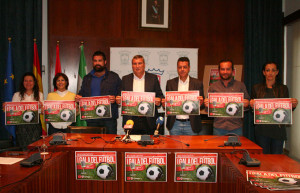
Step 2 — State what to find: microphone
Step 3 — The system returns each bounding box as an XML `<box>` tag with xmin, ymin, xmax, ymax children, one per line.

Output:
<box><xmin>154</xmin><ymin>116</ymin><xmax>164</xmax><ymax>137</ymax></box>
<box><xmin>124</xmin><ymin>119</ymin><xmax>134</xmax><ymax>129</ymax></box>
<box><xmin>122</xmin><ymin>120</ymin><xmax>134</xmax><ymax>142</ymax></box>
<box><xmin>231</xmin><ymin>149</ymin><xmax>261</xmax><ymax>167</ymax></box>
<box><xmin>204</xmin><ymin>133</ymin><xmax>241</xmax><ymax>147</ymax></box>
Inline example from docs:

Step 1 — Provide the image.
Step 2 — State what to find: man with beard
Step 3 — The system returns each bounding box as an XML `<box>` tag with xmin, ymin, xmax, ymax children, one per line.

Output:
<box><xmin>76</xmin><ymin>51</ymin><xmax>121</xmax><ymax>134</ymax></box>
<box><xmin>204</xmin><ymin>60</ymin><xmax>249</xmax><ymax>136</ymax></box>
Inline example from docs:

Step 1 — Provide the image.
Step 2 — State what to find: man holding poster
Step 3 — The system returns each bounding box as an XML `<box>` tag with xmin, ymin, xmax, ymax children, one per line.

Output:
<box><xmin>204</xmin><ymin>60</ymin><xmax>249</xmax><ymax>136</ymax></box>
<box><xmin>164</xmin><ymin>57</ymin><xmax>204</xmax><ymax>135</ymax></box>
<box><xmin>116</xmin><ymin>55</ymin><xmax>164</xmax><ymax>135</ymax></box>
<box><xmin>76</xmin><ymin>51</ymin><xmax>121</xmax><ymax>134</ymax></box>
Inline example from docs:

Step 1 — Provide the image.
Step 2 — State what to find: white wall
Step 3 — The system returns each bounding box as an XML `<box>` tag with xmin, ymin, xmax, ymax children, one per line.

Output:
<box><xmin>283</xmin><ymin>0</ymin><xmax>300</xmax><ymax>160</ymax></box>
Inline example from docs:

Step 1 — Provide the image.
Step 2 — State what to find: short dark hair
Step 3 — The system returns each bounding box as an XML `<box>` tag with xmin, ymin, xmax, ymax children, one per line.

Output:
<box><xmin>92</xmin><ymin>51</ymin><xmax>106</xmax><ymax>61</ymax></box>
<box><xmin>53</xmin><ymin>73</ymin><xmax>69</xmax><ymax>90</ymax></box>
<box><xmin>132</xmin><ymin>55</ymin><xmax>145</xmax><ymax>64</ymax></box>
<box><xmin>177</xmin><ymin>57</ymin><xmax>190</xmax><ymax>66</ymax></box>
<box><xmin>218</xmin><ymin>59</ymin><xmax>234</xmax><ymax>70</ymax></box>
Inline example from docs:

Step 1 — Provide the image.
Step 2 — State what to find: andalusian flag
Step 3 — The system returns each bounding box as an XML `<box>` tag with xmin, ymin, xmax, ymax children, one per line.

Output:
<box><xmin>76</xmin><ymin>43</ymin><xmax>87</xmax><ymax>126</ymax></box>
<box><xmin>33</xmin><ymin>40</ymin><xmax>47</xmax><ymax>135</ymax></box>
<box><xmin>3</xmin><ymin>38</ymin><xmax>16</xmax><ymax>140</ymax></box>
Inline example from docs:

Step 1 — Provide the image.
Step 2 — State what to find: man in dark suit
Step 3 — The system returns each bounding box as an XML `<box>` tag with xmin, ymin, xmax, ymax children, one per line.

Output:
<box><xmin>164</xmin><ymin>57</ymin><xmax>204</xmax><ymax>135</ymax></box>
<box><xmin>116</xmin><ymin>55</ymin><xmax>164</xmax><ymax>135</ymax></box>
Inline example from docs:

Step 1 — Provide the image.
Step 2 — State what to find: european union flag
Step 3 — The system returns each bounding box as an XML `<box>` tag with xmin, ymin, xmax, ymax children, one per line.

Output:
<box><xmin>2</xmin><ymin>39</ymin><xmax>16</xmax><ymax>140</ymax></box>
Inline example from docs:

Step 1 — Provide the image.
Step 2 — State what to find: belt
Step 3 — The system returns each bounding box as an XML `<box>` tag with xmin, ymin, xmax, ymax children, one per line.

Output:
<box><xmin>176</xmin><ymin>119</ymin><xmax>190</xmax><ymax>122</ymax></box>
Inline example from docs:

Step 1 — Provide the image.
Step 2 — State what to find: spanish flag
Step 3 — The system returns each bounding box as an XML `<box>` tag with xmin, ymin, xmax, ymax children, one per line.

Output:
<box><xmin>33</xmin><ymin>40</ymin><xmax>47</xmax><ymax>135</ymax></box>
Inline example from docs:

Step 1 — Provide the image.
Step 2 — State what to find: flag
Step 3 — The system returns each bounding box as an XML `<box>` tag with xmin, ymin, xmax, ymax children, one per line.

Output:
<box><xmin>76</xmin><ymin>44</ymin><xmax>87</xmax><ymax>126</ymax></box>
<box><xmin>55</xmin><ymin>42</ymin><xmax>62</xmax><ymax>75</ymax></box>
<box><xmin>33</xmin><ymin>40</ymin><xmax>47</xmax><ymax>135</ymax></box>
<box><xmin>3</xmin><ymin>39</ymin><xmax>16</xmax><ymax>140</ymax></box>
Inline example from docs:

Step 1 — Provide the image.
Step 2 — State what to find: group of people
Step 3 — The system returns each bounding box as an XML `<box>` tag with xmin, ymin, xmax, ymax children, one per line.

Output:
<box><xmin>9</xmin><ymin>50</ymin><xmax>298</xmax><ymax>154</ymax></box>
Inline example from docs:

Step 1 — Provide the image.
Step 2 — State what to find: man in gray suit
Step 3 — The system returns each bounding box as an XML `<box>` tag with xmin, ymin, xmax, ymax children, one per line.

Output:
<box><xmin>116</xmin><ymin>55</ymin><xmax>164</xmax><ymax>135</ymax></box>
<box><xmin>165</xmin><ymin>57</ymin><xmax>204</xmax><ymax>135</ymax></box>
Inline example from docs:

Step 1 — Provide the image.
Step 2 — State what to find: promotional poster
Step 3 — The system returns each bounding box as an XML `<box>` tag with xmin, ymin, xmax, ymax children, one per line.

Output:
<box><xmin>165</xmin><ymin>91</ymin><xmax>200</xmax><ymax>116</ymax></box>
<box><xmin>208</xmin><ymin>93</ymin><xmax>244</xmax><ymax>118</ymax></box>
<box><xmin>75</xmin><ymin>151</ymin><xmax>117</xmax><ymax>181</ymax></box>
<box><xmin>79</xmin><ymin>96</ymin><xmax>112</xmax><ymax>120</ymax></box>
<box><xmin>125</xmin><ymin>152</ymin><xmax>167</xmax><ymax>182</ymax></box>
<box><xmin>254</xmin><ymin>98</ymin><xmax>292</xmax><ymax>124</ymax></box>
<box><xmin>247</xmin><ymin>170</ymin><xmax>300</xmax><ymax>190</ymax></box>
<box><xmin>5</xmin><ymin>102</ymin><xmax>39</xmax><ymax>125</ymax></box>
<box><xmin>44</xmin><ymin>100</ymin><xmax>76</xmax><ymax>122</ymax></box>
<box><xmin>175</xmin><ymin>153</ymin><xmax>217</xmax><ymax>183</ymax></box>
<box><xmin>121</xmin><ymin>91</ymin><xmax>155</xmax><ymax>117</ymax></box>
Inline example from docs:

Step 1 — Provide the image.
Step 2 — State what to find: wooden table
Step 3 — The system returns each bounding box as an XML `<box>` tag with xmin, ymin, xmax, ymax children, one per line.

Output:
<box><xmin>27</xmin><ymin>134</ymin><xmax>263</xmax><ymax>193</ymax></box>
<box><xmin>220</xmin><ymin>153</ymin><xmax>300</xmax><ymax>193</ymax></box>
<box><xmin>0</xmin><ymin>151</ymin><xmax>68</xmax><ymax>193</ymax></box>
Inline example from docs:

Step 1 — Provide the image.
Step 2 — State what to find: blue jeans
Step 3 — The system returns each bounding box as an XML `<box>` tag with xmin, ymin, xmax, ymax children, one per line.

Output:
<box><xmin>86</xmin><ymin>119</ymin><xmax>117</xmax><ymax>134</ymax></box>
<box><xmin>213</xmin><ymin>127</ymin><xmax>243</xmax><ymax>136</ymax></box>
<box><xmin>169</xmin><ymin>120</ymin><xmax>198</xmax><ymax>135</ymax></box>
<box><xmin>255</xmin><ymin>135</ymin><xmax>284</xmax><ymax>154</ymax></box>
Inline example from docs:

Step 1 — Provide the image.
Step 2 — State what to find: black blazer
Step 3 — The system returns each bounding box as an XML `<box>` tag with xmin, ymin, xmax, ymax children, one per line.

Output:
<box><xmin>121</xmin><ymin>72</ymin><xmax>164</xmax><ymax>133</ymax></box>
<box><xmin>166</xmin><ymin>76</ymin><xmax>204</xmax><ymax>133</ymax></box>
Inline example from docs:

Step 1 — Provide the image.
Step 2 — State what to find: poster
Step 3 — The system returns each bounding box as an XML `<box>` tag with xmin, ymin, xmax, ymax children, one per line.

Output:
<box><xmin>208</xmin><ymin>93</ymin><xmax>244</xmax><ymax>118</ymax></box>
<box><xmin>247</xmin><ymin>170</ymin><xmax>300</xmax><ymax>190</ymax></box>
<box><xmin>5</xmin><ymin>102</ymin><xmax>39</xmax><ymax>125</ymax></box>
<box><xmin>125</xmin><ymin>152</ymin><xmax>167</xmax><ymax>182</ymax></box>
<box><xmin>165</xmin><ymin>91</ymin><xmax>200</xmax><ymax>116</ymax></box>
<box><xmin>75</xmin><ymin>151</ymin><xmax>117</xmax><ymax>181</ymax></box>
<box><xmin>175</xmin><ymin>153</ymin><xmax>217</xmax><ymax>183</ymax></box>
<box><xmin>254</xmin><ymin>98</ymin><xmax>292</xmax><ymax>124</ymax></box>
<box><xmin>121</xmin><ymin>91</ymin><xmax>155</xmax><ymax>117</ymax></box>
<box><xmin>79</xmin><ymin>96</ymin><xmax>111</xmax><ymax>120</ymax></box>
<box><xmin>44</xmin><ymin>100</ymin><xmax>76</xmax><ymax>122</ymax></box>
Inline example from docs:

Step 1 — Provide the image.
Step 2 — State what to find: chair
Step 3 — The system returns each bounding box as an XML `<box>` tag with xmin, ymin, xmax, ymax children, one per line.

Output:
<box><xmin>67</xmin><ymin>126</ymin><xmax>106</xmax><ymax>134</ymax></box>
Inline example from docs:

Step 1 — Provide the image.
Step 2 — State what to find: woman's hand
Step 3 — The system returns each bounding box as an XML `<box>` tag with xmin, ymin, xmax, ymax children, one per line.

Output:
<box><xmin>291</xmin><ymin>98</ymin><xmax>298</xmax><ymax>109</ymax></box>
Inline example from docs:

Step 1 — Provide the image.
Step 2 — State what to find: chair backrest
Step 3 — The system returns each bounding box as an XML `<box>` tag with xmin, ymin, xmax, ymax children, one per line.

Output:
<box><xmin>67</xmin><ymin>126</ymin><xmax>106</xmax><ymax>134</ymax></box>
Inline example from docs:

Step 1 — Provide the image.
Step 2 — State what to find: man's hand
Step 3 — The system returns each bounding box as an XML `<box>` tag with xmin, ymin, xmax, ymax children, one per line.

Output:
<box><xmin>109</xmin><ymin>95</ymin><xmax>116</xmax><ymax>103</ymax></box>
<box><xmin>243</xmin><ymin>99</ymin><xmax>249</xmax><ymax>108</ymax></box>
<box><xmin>155</xmin><ymin>97</ymin><xmax>161</xmax><ymax>106</ymax></box>
<box><xmin>198</xmin><ymin>96</ymin><xmax>203</xmax><ymax>105</ymax></box>
<box><xmin>204</xmin><ymin>98</ymin><xmax>209</xmax><ymax>107</ymax></box>
<box><xmin>249</xmin><ymin>99</ymin><xmax>255</xmax><ymax>108</ymax></box>
<box><xmin>161</xmin><ymin>98</ymin><xmax>165</xmax><ymax>107</ymax></box>
<box><xmin>116</xmin><ymin>96</ymin><xmax>121</xmax><ymax>105</ymax></box>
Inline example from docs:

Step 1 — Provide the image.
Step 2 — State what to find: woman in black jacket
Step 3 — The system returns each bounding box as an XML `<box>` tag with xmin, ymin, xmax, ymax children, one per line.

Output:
<box><xmin>250</xmin><ymin>62</ymin><xmax>298</xmax><ymax>154</ymax></box>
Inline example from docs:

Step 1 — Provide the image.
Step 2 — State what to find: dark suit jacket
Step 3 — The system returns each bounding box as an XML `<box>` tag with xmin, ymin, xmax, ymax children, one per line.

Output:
<box><xmin>121</xmin><ymin>72</ymin><xmax>164</xmax><ymax>134</ymax></box>
<box><xmin>166</xmin><ymin>76</ymin><xmax>204</xmax><ymax>133</ymax></box>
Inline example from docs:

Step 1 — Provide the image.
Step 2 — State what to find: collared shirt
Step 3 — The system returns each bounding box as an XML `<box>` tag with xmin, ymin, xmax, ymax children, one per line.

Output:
<box><xmin>208</xmin><ymin>78</ymin><xmax>250</xmax><ymax>130</ymax></box>
<box><xmin>133</xmin><ymin>73</ymin><xmax>145</xmax><ymax>92</ymax></box>
<box><xmin>177</xmin><ymin>76</ymin><xmax>190</xmax><ymax>120</ymax></box>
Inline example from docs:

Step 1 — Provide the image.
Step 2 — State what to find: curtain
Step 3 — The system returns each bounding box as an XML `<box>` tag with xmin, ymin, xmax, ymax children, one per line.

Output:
<box><xmin>244</xmin><ymin>0</ymin><xmax>283</xmax><ymax>141</ymax></box>
<box><xmin>0</xmin><ymin>0</ymin><xmax>42</xmax><ymax>139</ymax></box>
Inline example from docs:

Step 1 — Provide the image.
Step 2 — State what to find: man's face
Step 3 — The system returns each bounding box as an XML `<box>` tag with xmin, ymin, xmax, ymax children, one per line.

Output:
<box><xmin>177</xmin><ymin>61</ymin><xmax>190</xmax><ymax>80</ymax></box>
<box><xmin>132</xmin><ymin>58</ymin><xmax>145</xmax><ymax>78</ymax></box>
<box><xmin>93</xmin><ymin>55</ymin><xmax>106</xmax><ymax>72</ymax></box>
<box><xmin>219</xmin><ymin>61</ymin><xmax>233</xmax><ymax>81</ymax></box>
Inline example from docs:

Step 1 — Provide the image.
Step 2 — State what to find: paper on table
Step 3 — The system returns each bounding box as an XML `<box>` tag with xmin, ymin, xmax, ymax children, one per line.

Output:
<box><xmin>0</xmin><ymin>157</ymin><xmax>24</xmax><ymax>165</ymax></box>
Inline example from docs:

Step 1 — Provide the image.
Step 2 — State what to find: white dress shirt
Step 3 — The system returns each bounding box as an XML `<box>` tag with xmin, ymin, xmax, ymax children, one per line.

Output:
<box><xmin>176</xmin><ymin>76</ymin><xmax>189</xmax><ymax>120</ymax></box>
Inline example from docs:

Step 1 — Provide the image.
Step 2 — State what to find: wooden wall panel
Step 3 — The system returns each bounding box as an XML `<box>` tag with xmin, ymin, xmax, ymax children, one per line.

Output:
<box><xmin>48</xmin><ymin>0</ymin><xmax>244</xmax><ymax>92</ymax></box>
